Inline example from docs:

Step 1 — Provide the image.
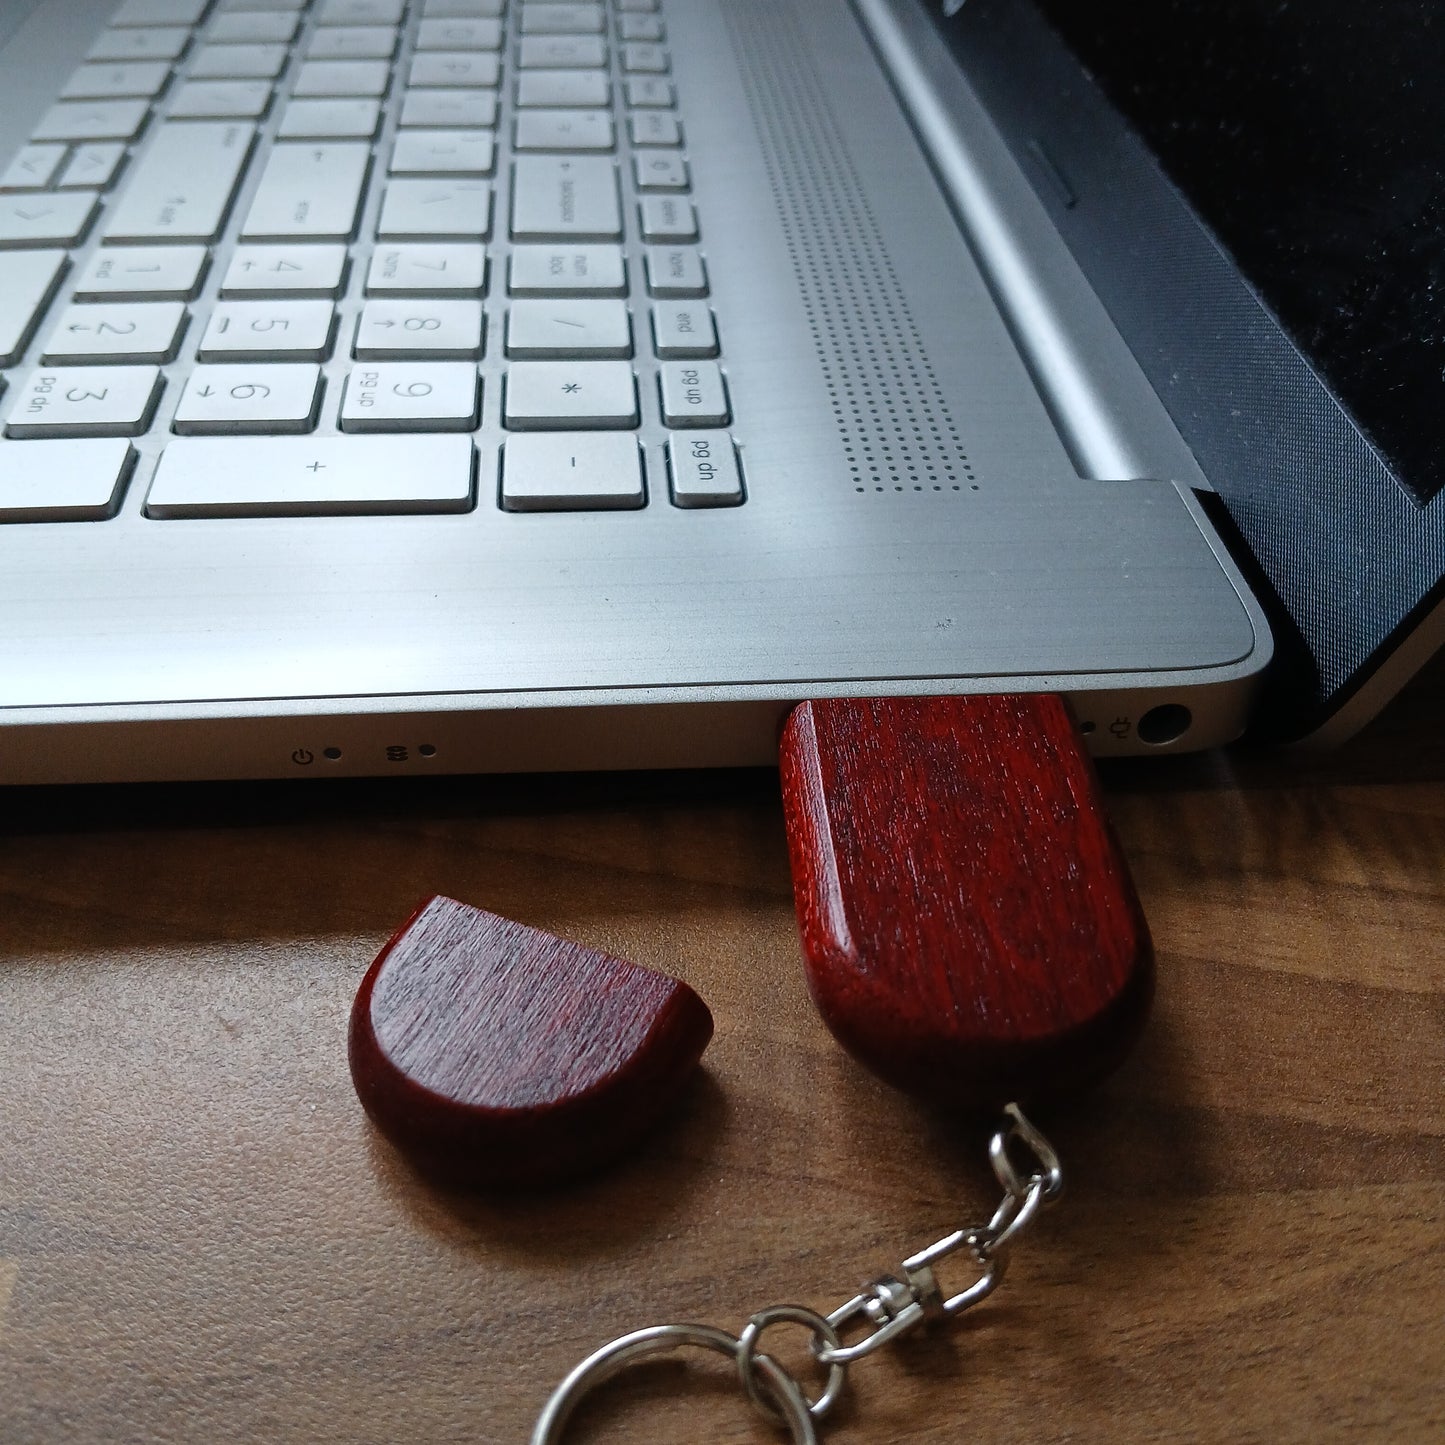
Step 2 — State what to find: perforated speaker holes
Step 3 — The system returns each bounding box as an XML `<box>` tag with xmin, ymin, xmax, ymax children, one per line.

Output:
<box><xmin>726</xmin><ymin>0</ymin><xmax>981</xmax><ymax>498</ymax></box>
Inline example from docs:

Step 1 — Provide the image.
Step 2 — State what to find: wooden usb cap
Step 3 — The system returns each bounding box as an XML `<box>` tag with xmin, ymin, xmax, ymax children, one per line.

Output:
<box><xmin>349</xmin><ymin>896</ymin><xmax>714</xmax><ymax>1187</ymax></box>
<box><xmin>779</xmin><ymin>696</ymin><xmax>1153</xmax><ymax>1111</ymax></box>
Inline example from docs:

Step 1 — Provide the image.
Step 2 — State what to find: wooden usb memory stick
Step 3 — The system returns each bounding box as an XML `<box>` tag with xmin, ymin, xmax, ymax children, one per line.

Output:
<box><xmin>349</xmin><ymin>694</ymin><xmax>1150</xmax><ymax>1188</ymax></box>
<box><xmin>779</xmin><ymin>695</ymin><xmax>1154</xmax><ymax>1111</ymax></box>
<box><xmin>349</xmin><ymin>897</ymin><xmax>714</xmax><ymax>1187</ymax></box>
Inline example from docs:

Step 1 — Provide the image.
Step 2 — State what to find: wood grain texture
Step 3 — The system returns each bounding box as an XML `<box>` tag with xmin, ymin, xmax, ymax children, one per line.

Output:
<box><xmin>0</xmin><ymin>656</ymin><xmax>1441</xmax><ymax>1444</ymax></box>
<box><xmin>780</xmin><ymin>695</ymin><xmax>1153</xmax><ymax>1110</ymax></box>
<box><xmin>349</xmin><ymin>894</ymin><xmax>714</xmax><ymax>1186</ymax></box>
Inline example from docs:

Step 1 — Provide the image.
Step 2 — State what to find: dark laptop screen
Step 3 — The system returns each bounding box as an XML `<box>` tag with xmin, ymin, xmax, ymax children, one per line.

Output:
<box><xmin>1025</xmin><ymin>0</ymin><xmax>1445</xmax><ymax>506</ymax></box>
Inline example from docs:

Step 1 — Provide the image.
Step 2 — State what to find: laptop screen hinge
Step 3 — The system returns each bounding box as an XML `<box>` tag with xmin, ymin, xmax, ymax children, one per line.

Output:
<box><xmin>850</xmin><ymin>0</ymin><xmax>1212</xmax><ymax>491</ymax></box>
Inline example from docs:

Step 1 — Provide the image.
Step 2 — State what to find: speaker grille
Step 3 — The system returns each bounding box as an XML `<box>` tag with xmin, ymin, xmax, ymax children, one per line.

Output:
<box><xmin>723</xmin><ymin>1</ymin><xmax>979</xmax><ymax>494</ymax></box>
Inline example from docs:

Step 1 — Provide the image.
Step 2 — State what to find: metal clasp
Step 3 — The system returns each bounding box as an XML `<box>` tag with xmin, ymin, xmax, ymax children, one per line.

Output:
<box><xmin>532</xmin><ymin>1105</ymin><xmax>1066</xmax><ymax>1443</ymax></box>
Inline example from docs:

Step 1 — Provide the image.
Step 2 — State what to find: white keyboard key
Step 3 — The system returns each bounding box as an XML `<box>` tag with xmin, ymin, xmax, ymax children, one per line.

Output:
<box><xmin>86</xmin><ymin>28</ymin><xmax>189</xmax><ymax>62</ymax></box>
<box><xmin>629</xmin><ymin>111</ymin><xmax>681</xmax><ymax>146</ymax></box>
<box><xmin>145</xmin><ymin>434</ymin><xmax>475</xmax><ymax>517</ymax></box>
<box><xmin>408</xmin><ymin>53</ymin><xmax>501</xmax><ymax>88</ymax></box>
<box><xmin>644</xmin><ymin>246</ymin><xmax>706</xmax><ymax>297</ymax></box>
<box><xmin>517</xmin><ymin>69</ymin><xmax>609</xmax><ymax>107</ymax></box>
<box><xmin>658</xmin><ymin>361</ymin><xmax>728</xmax><ymax>427</ymax></box>
<box><xmin>215</xmin><ymin>0</ymin><xmax>305</xmax><ymax>10</ymax></box>
<box><xmin>508</xmin><ymin>244</ymin><xmax>625</xmax><ymax>296</ymax></box>
<box><xmin>639</xmin><ymin>194</ymin><xmax>697</xmax><ymax>242</ymax></box>
<box><xmin>366</xmin><ymin>244</ymin><xmax>486</xmax><ymax>294</ymax></box>
<box><xmin>173</xmin><ymin>363</ymin><xmax>322</xmax><ymax>434</ymax></box>
<box><xmin>56</xmin><ymin>142</ymin><xmax>127</xmax><ymax>189</ymax></box>
<box><xmin>506</xmin><ymin>298</ymin><xmax>630</xmax><ymax>357</ymax></box>
<box><xmin>621</xmin><ymin>42</ymin><xmax>668</xmax><ymax>72</ymax></box>
<box><xmin>398</xmin><ymin>89</ymin><xmax>498</xmax><ymax>128</ymax></box>
<box><xmin>241</xmin><ymin>142</ymin><xmax>370</xmax><ymax>241</ymax></box>
<box><xmin>316</xmin><ymin>0</ymin><xmax>404</xmax><ymax>23</ymax></box>
<box><xmin>624</xmin><ymin>77</ymin><xmax>674</xmax><ymax>107</ymax></box>
<box><xmin>518</xmin><ymin>36</ymin><xmax>607</xmax><ymax>68</ymax></box>
<box><xmin>630</xmin><ymin>114</ymin><xmax>679</xmax><ymax>149</ymax></box>
<box><xmin>339</xmin><ymin>362</ymin><xmax>479</xmax><ymax>431</ymax></box>
<box><xmin>293</xmin><ymin>60</ymin><xmax>390</xmax><ymax>96</ymax></box>
<box><xmin>305</xmin><ymin>25</ymin><xmax>397</xmax><ymax>59</ymax></box>
<box><xmin>32</xmin><ymin>100</ymin><xmax>150</xmax><ymax>141</ymax></box>
<box><xmin>504</xmin><ymin>360</ymin><xmax>636</xmax><ymax>429</ymax></box>
<box><xmin>389</xmin><ymin>129</ymin><xmax>495</xmax><ymax>175</ymax></box>
<box><xmin>104</xmin><ymin>121</ymin><xmax>254</xmax><ymax>243</ymax></box>
<box><xmin>509</xmin><ymin>155</ymin><xmax>620</xmax><ymax>240</ymax></box>
<box><xmin>414</xmin><ymin>18</ymin><xmax>502</xmax><ymax>50</ymax></box>
<box><xmin>4</xmin><ymin>366</ymin><xmax>162</xmax><ymax>437</ymax></box>
<box><xmin>502</xmin><ymin>431</ymin><xmax>643</xmax><ymax>511</ymax></box>
<box><xmin>111</xmin><ymin>0</ymin><xmax>206</xmax><ymax>24</ymax></box>
<box><xmin>221</xmin><ymin>244</ymin><xmax>349</xmax><ymax>297</ymax></box>
<box><xmin>42</xmin><ymin>301</ymin><xmax>187</xmax><ymax>364</ymax></box>
<box><xmin>207</xmin><ymin>13</ymin><xmax>299</xmax><ymax>43</ymax></box>
<box><xmin>199</xmin><ymin>300</ymin><xmax>336</xmax><ymax>360</ymax></box>
<box><xmin>0</xmin><ymin>251</ymin><xmax>68</xmax><ymax>365</ymax></box>
<box><xmin>0</xmin><ymin>192</ymin><xmax>99</xmax><ymax>247</ymax></box>
<box><xmin>0</xmin><ymin>144</ymin><xmax>67</xmax><ymax>191</ymax></box>
<box><xmin>515</xmin><ymin>109</ymin><xmax>614</xmax><ymax>151</ymax></box>
<box><xmin>188</xmin><ymin>43</ymin><xmax>288</xmax><ymax>79</ymax></box>
<box><xmin>617</xmin><ymin>0</ymin><xmax>660</xmax><ymax>10</ymax></box>
<box><xmin>277</xmin><ymin>98</ymin><xmax>381</xmax><ymax>139</ymax></box>
<box><xmin>520</xmin><ymin>5</ymin><xmax>606</xmax><ymax>36</ymax></box>
<box><xmin>633</xmin><ymin>152</ymin><xmax>688</xmax><ymax>191</ymax></box>
<box><xmin>618</xmin><ymin>15</ymin><xmax>664</xmax><ymax>41</ymax></box>
<box><xmin>667</xmin><ymin>430</ymin><xmax>743</xmax><ymax>507</ymax></box>
<box><xmin>0</xmin><ymin>437</ymin><xmax>135</xmax><ymax>521</ymax></box>
<box><xmin>377</xmin><ymin>178</ymin><xmax>492</xmax><ymax>239</ymax></box>
<box><xmin>74</xmin><ymin>245</ymin><xmax>207</xmax><ymax>300</ymax></box>
<box><xmin>652</xmin><ymin>301</ymin><xmax>717</xmax><ymax>359</ymax></box>
<box><xmin>169</xmin><ymin>79</ymin><xmax>273</xmax><ymax>118</ymax></box>
<box><xmin>61</xmin><ymin>61</ymin><xmax>171</xmax><ymax>98</ymax></box>
<box><xmin>353</xmin><ymin>299</ymin><xmax>484</xmax><ymax>358</ymax></box>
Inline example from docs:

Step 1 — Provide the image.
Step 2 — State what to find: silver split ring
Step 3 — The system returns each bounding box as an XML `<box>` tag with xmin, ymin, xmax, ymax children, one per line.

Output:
<box><xmin>530</xmin><ymin>1322</ymin><xmax>818</xmax><ymax>1445</ymax></box>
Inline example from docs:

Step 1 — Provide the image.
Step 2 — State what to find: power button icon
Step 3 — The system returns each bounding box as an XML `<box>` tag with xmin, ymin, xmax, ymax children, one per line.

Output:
<box><xmin>291</xmin><ymin>748</ymin><xmax>315</xmax><ymax>766</ymax></box>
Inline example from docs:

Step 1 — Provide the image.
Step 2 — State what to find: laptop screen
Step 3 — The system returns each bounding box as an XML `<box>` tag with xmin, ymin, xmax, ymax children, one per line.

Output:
<box><xmin>1025</xmin><ymin>0</ymin><xmax>1445</xmax><ymax>507</ymax></box>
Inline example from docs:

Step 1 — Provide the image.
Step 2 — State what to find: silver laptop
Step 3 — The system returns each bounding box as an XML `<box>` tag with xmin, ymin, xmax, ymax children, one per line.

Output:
<box><xmin>0</xmin><ymin>0</ymin><xmax>1439</xmax><ymax>784</ymax></box>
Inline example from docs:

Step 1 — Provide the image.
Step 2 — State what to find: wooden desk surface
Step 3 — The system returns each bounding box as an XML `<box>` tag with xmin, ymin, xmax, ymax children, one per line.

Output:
<box><xmin>3</xmin><ymin>671</ymin><xmax>1442</xmax><ymax>1444</ymax></box>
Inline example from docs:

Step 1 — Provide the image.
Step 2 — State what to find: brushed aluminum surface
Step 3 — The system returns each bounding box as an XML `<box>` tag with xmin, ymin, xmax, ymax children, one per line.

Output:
<box><xmin>0</xmin><ymin>0</ymin><xmax>1268</xmax><ymax>782</ymax></box>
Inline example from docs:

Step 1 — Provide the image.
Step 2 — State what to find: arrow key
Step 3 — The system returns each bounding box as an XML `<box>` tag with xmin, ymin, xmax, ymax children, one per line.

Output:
<box><xmin>173</xmin><ymin>363</ymin><xmax>322</xmax><ymax>434</ymax></box>
<box><xmin>221</xmin><ymin>244</ymin><xmax>349</xmax><ymax>298</ymax></box>
<box><xmin>0</xmin><ymin>144</ymin><xmax>67</xmax><ymax>192</ymax></box>
<box><xmin>353</xmin><ymin>298</ymin><xmax>484</xmax><ymax>358</ymax></box>
<box><xmin>41</xmin><ymin>301</ymin><xmax>187</xmax><ymax>363</ymax></box>
<box><xmin>0</xmin><ymin>191</ymin><xmax>100</xmax><ymax>247</ymax></box>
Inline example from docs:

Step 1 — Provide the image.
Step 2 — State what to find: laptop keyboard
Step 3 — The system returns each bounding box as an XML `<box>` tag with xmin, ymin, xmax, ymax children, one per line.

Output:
<box><xmin>0</xmin><ymin>0</ymin><xmax>745</xmax><ymax>520</ymax></box>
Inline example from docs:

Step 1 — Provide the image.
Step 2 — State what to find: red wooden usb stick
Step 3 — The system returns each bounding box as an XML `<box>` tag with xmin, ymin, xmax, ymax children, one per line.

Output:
<box><xmin>349</xmin><ymin>896</ymin><xmax>714</xmax><ymax>1187</ymax></box>
<box><xmin>779</xmin><ymin>695</ymin><xmax>1153</xmax><ymax>1111</ymax></box>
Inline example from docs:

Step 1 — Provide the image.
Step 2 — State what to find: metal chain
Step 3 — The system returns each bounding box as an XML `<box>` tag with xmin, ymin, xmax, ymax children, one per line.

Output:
<box><xmin>531</xmin><ymin>1102</ymin><xmax>1065</xmax><ymax>1444</ymax></box>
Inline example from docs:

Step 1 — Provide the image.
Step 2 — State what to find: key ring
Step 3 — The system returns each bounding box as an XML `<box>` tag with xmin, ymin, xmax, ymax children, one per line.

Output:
<box><xmin>532</xmin><ymin>1104</ymin><xmax>1063</xmax><ymax>1443</ymax></box>
<box><xmin>530</xmin><ymin>1322</ymin><xmax>818</xmax><ymax>1445</ymax></box>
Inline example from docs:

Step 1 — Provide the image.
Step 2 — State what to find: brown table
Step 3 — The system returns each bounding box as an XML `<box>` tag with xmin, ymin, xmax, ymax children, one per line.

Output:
<box><xmin>3</xmin><ymin>667</ymin><xmax>1442</xmax><ymax>1444</ymax></box>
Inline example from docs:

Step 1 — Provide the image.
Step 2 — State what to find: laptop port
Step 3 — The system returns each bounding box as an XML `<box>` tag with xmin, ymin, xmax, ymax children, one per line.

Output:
<box><xmin>1137</xmin><ymin>704</ymin><xmax>1192</xmax><ymax>745</ymax></box>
